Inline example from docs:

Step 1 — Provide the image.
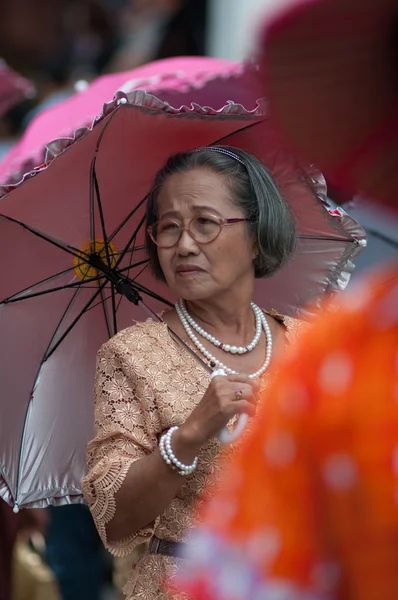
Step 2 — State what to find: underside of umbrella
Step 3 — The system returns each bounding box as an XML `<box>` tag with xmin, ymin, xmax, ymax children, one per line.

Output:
<box><xmin>0</xmin><ymin>91</ymin><xmax>366</xmax><ymax>509</ymax></box>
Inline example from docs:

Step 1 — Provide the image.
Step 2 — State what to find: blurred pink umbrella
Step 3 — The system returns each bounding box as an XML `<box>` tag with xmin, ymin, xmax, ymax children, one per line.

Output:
<box><xmin>0</xmin><ymin>56</ymin><xmax>260</xmax><ymax>183</ymax></box>
<box><xmin>0</xmin><ymin>59</ymin><xmax>35</xmax><ymax>118</ymax></box>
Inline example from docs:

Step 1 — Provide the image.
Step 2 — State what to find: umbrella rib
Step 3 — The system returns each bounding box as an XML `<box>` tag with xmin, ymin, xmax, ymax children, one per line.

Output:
<box><xmin>35</xmin><ymin>285</ymin><xmax>83</xmax><ymax>376</ymax></box>
<box><xmin>1</xmin><ymin>248</ymin><xmax>146</xmax><ymax>304</ymax></box>
<box><xmin>2</xmin><ymin>260</ymin><xmax>150</xmax><ymax>303</ymax></box>
<box><xmin>0</xmin><ymin>214</ymin><xmax>89</xmax><ymax>260</ymax></box>
<box><xmin>89</xmin><ymin>157</ymin><xmax>96</xmax><ymax>243</ymax></box>
<box><xmin>0</xmin><ymin>264</ymin><xmax>80</xmax><ymax>304</ymax></box>
<box><xmin>92</xmin><ymin>160</ymin><xmax>113</xmax><ymax>268</ymax></box>
<box><xmin>115</xmin><ymin>245</ymin><xmax>146</xmax><ymax>254</ymax></box>
<box><xmin>115</xmin><ymin>228</ymin><xmax>139</xmax><ymax>313</ymax></box>
<box><xmin>297</xmin><ymin>234</ymin><xmax>355</xmax><ymax>242</ymax></box>
<box><xmin>115</xmin><ymin>214</ymin><xmax>146</xmax><ymax>268</ymax></box>
<box><xmin>208</xmin><ymin>118</ymin><xmax>266</xmax><ymax>147</ymax></box>
<box><xmin>2</xmin><ymin>278</ymin><xmax>91</xmax><ymax>304</ymax></box>
<box><xmin>43</xmin><ymin>279</ymin><xmax>108</xmax><ymax>362</ymax></box>
<box><xmin>109</xmin><ymin>195</ymin><xmax>148</xmax><ymax>243</ymax></box>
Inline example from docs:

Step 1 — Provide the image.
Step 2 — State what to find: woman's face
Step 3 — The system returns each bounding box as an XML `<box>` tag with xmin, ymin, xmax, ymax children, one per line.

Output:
<box><xmin>155</xmin><ymin>167</ymin><xmax>257</xmax><ymax>301</ymax></box>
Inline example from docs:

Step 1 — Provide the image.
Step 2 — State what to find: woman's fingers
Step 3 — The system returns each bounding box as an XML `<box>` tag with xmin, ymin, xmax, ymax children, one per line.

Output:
<box><xmin>234</xmin><ymin>399</ymin><xmax>256</xmax><ymax>417</ymax></box>
<box><xmin>226</xmin><ymin>374</ymin><xmax>260</xmax><ymax>393</ymax></box>
<box><xmin>230</xmin><ymin>386</ymin><xmax>256</xmax><ymax>405</ymax></box>
<box><xmin>226</xmin><ymin>374</ymin><xmax>255</xmax><ymax>385</ymax></box>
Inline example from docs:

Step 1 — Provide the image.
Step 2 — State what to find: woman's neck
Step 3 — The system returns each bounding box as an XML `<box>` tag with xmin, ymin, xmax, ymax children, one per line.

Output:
<box><xmin>184</xmin><ymin>293</ymin><xmax>256</xmax><ymax>339</ymax></box>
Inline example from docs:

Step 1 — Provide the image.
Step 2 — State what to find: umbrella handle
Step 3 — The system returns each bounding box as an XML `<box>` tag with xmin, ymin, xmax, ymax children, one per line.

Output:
<box><xmin>210</xmin><ymin>369</ymin><xmax>248</xmax><ymax>445</ymax></box>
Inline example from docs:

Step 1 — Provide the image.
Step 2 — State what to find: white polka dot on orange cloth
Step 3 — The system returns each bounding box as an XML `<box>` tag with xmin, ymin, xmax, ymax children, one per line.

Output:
<box><xmin>322</xmin><ymin>453</ymin><xmax>358</xmax><ymax>491</ymax></box>
<box><xmin>264</xmin><ymin>431</ymin><xmax>296</xmax><ymax>468</ymax></box>
<box><xmin>206</xmin><ymin>497</ymin><xmax>238</xmax><ymax>526</ymax></box>
<box><xmin>318</xmin><ymin>351</ymin><xmax>353</xmax><ymax>396</ymax></box>
<box><xmin>245</xmin><ymin>526</ymin><xmax>282</xmax><ymax>567</ymax></box>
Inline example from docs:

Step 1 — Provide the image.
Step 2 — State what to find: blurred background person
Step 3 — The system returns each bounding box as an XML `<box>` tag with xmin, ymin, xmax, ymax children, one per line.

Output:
<box><xmin>106</xmin><ymin>0</ymin><xmax>208</xmax><ymax>72</ymax></box>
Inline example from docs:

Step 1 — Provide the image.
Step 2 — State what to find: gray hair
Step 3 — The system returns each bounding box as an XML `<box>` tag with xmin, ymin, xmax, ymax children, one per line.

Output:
<box><xmin>145</xmin><ymin>145</ymin><xmax>297</xmax><ymax>280</ymax></box>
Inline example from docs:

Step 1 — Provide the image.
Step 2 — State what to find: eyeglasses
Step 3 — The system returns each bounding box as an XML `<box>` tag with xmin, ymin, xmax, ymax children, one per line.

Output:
<box><xmin>148</xmin><ymin>215</ymin><xmax>250</xmax><ymax>248</ymax></box>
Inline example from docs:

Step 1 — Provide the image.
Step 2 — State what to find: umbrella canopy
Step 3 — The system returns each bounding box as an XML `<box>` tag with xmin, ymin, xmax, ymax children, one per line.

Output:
<box><xmin>0</xmin><ymin>90</ymin><xmax>365</xmax><ymax>510</ymax></box>
<box><xmin>0</xmin><ymin>56</ymin><xmax>260</xmax><ymax>184</ymax></box>
<box><xmin>0</xmin><ymin>59</ymin><xmax>35</xmax><ymax>119</ymax></box>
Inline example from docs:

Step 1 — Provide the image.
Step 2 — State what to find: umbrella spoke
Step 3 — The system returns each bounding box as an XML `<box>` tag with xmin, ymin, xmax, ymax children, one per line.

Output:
<box><xmin>89</xmin><ymin>158</ymin><xmax>96</xmax><ymax>243</ymax></box>
<box><xmin>115</xmin><ymin>214</ymin><xmax>147</xmax><ymax>268</ymax></box>
<box><xmin>44</xmin><ymin>279</ymin><xmax>108</xmax><ymax>362</ymax></box>
<box><xmin>209</xmin><ymin>119</ymin><xmax>265</xmax><ymax>147</ymax></box>
<box><xmin>115</xmin><ymin>230</ymin><xmax>140</xmax><ymax>313</ymax></box>
<box><xmin>0</xmin><ymin>214</ymin><xmax>90</xmax><ymax>260</ymax></box>
<box><xmin>35</xmin><ymin>285</ymin><xmax>83</xmax><ymax>380</ymax></box>
<box><xmin>115</xmin><ymin>245</ymin><xmax>146</xmax><ymax>254</ymax></box>
<box><xmin>92</xmin><ymin>160</ymin><xmax>114</xmax><ymax>268</ymax></box>
<box><xmin>298</xmin><ymin>234</ymin><xmax>354</xmax><ymax>241</ymax></box>
<box><xmin>1</xmin><ymin>264</ymin><xmax>80</xmax><ymax>304</ymax></box>
<box><xmin>109</xmin><ymin>195</ymin><xmax>148</xmax><ymax>243</ymax></box>
<box><xmin>3</xmin><ymin>260</ymin><xmax>149</xmax><ymax>303</ymax></box>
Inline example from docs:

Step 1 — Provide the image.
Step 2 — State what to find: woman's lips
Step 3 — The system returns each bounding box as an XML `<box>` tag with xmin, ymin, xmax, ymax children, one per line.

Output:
<box><xmin>176</xmin><ymin>265</ymin><xmax>205</xmax><ymax>276</ymax></box>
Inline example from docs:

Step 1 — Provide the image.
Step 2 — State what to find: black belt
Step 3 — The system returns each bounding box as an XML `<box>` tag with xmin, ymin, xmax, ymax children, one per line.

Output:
<box><xmin>149</xmin><ymin>535</ymin><xmax>188</xmax><ymax>559</ymax></box>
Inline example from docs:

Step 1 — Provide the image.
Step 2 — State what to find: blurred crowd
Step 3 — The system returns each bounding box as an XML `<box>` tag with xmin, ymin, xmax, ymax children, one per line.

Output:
<box><xmin>0</xmin><ymin>0</ymin><xmax>208</xmax><ymax>139</ymax></box>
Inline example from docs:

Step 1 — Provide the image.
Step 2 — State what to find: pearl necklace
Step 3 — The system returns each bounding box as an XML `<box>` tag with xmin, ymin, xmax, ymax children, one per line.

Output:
<box><xmin>175</xmin><ymin>300</ymin><xmax>273</xmax><ymax>379</ymax></box>
<box><xmin>178</xmin><ymin>299</ymin><xmax>262</xmax><ymax>354</ymax></box>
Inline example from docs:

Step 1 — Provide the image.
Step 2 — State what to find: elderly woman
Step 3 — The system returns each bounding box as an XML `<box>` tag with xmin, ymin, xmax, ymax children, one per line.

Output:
<box><xmin>82</xmin><ymin>145</ymin><xmax>304</xmax><ymax>599</ymax></box>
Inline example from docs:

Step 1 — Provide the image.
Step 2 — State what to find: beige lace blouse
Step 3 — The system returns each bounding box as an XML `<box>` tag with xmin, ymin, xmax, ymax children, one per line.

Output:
<box><xmin>82</xmin><ymin>312</ymin><xmax>305</xmax><ymax>599</ymax></box>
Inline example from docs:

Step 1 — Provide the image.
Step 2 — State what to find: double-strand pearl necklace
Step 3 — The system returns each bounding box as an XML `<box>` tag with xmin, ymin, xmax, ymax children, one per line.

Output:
<box><xmin>178</xmin><ymin>299</ymin><xmax>262</xmax><ymax>354</ymax></box>
<box><xmin>175</xmin><ymin>299</ymin><xmax>273</xmax><ymax>379</ymax></box>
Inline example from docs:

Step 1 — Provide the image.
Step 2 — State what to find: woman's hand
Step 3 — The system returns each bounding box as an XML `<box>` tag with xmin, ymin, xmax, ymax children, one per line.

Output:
<box><xmin>176</xmin><ymin>375</ymin><xmax>258</xmax><ymax>452</ymax></box>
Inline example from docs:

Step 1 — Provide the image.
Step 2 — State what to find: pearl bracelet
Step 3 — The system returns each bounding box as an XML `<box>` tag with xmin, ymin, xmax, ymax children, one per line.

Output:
<box><xmin>159</xmin><ymin>426</ymin><xmax>198</xmax><ymax>476</ymax></box>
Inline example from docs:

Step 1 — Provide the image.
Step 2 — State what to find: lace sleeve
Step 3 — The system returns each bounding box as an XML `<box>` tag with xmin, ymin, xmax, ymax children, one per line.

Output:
<box><xmin>82</xmin><ymin>336</ymin><xmax>160</xmax><ymax>557</ymax></box>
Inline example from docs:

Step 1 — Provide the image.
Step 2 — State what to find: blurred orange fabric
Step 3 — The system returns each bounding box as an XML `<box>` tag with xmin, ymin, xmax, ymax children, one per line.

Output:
<box><xmin>176</xmin><ymin>265</ymin><xmax>398</xmax><ymax>600</ymax></box>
